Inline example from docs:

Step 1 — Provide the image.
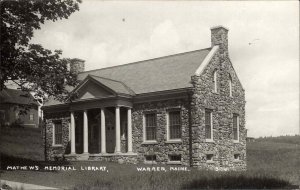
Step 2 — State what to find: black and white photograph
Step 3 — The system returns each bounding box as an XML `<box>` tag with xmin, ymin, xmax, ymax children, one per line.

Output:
<box><xmin>0</xmin><ymin>0</ymin><xmax>299</xmax><ymax>189</ymax></box>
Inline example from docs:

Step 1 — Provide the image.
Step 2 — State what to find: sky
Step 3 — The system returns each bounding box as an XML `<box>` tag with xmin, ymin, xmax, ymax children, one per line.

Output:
<box><xmin>30</xmin><ymin>1</ymin><xmax>299</xmax><ymax>138</ymax></box>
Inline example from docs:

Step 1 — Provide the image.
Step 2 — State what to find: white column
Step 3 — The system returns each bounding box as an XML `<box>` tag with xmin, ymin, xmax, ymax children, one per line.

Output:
<box><xmin>127</xmin><ymin>108</ymin><xmax>133</xmax><ymax>153</ymax></box>
<box><xmin>115</xmin><ymin>106</ymin><xmax>121</xmax><ymax>153</ymax></box>
<box><xmin>70</xmin><ymin>111</ymin><xmax>76</xmax><ymax>154</ymax></box>
<box><xmin>98</xmin><ymin>113</ymin><xmax>101</xmax><ymax>153</ymax></box>
<box><xmin>83</xmin><ymin>110</ymin><xmax>88</xmax><ymax>154</ymax></box>
<box><xmin>101</xmin><ymin>108</ymin><xmax>106</xmax><ymax>153</ymax></box>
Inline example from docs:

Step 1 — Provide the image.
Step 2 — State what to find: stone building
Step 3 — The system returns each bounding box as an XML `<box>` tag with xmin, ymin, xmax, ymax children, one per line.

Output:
<box><xmin>42</xmin><ymin>26</ymin><xmax>246</xmax><ymax>170</ymax></box>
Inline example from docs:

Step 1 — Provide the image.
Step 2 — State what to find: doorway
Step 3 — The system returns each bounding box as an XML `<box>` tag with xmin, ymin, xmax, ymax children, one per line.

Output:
<box><xmin>105</xmin><ymin>108</ymin><xmax>115</xmax><ymax>153</ymax></box>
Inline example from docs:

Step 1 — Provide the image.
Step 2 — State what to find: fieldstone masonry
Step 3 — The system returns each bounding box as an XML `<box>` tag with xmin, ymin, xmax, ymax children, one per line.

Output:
<box><xmin>190</xmin><ymin>26</ymin><xmax>246</xmax><ymax>170</ymax></box>
<box><xmin>44</xmin><ymin>112</ymin><xmax>70</xmax><ymax>161</ymax></box>
<box><xmin>132</xmin><ymin>99</ymin><xmax>190</xmax><ymax>165</ymax></box>
<box><xmin>43</xmin><ymin>26</ymin><xmax>246</xmax><ymax>171</ymax></box>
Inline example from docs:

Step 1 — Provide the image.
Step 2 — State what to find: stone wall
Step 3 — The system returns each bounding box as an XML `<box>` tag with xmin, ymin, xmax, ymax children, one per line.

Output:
<box><xmin>70</xmin><ymin>58</ymin><xmax>85</xmax><ymax>73</ymax></box>
<box><xmin>132</xmin><ymin>99</ymin><xmax>191</xmax><ymax>165</ymax></box>
<box><xmin>44</xmin><ymin>112</ymin><xmax>70</xmax><ymax>161</ymax></box>
<box><xmin>190</xmin><ymin>34</ymin><xmax>246</xmax><ymax>170</ymax></box>
<box><xmin>89</xmin><ymin>154</ymin><xmax>138</xmax><ymax>164</ymax></box>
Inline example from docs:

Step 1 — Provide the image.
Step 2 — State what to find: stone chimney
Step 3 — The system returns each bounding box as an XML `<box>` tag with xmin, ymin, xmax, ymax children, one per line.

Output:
<box><xmin>210</xmin><ymin>26</ymin><xmax>229</xmax><ymax>58</ymax></box>
<box><xmin>70</xmin><ymin>58</ymin><xmax>85</xmax><ymax>73</ymax></box>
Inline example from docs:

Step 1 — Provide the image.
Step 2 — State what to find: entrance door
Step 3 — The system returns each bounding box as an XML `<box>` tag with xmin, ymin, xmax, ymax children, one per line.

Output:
<box><xmin>75</xmin><ymin>114</ymin><xmax>83</xmax><ymax>154</ymax></box>
<box><xmin>89</xmin><ymin>123</ymin><xmax>99</xmax><ymax>153</ymax></box>
<box><xmin>106</xmin><ymin>113</ymin><xmax>115</xmax><ymax>153</ymax></box>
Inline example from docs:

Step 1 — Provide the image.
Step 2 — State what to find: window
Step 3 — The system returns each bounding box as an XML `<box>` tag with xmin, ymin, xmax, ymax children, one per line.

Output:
<box><xmin>229</xmin><ymin>74</ymin><xmax>233</xmax><ymax>97</ymax></box>
<box><xmin>206</xmin><ymin>154</ymin><xmax>214</xmax><ymax>162</ymax></box>
<box><xmin>234</xmin><ymin>153</ymin><xmax>240</xmax><ymax>160</ymax></box>
<box><xmin>29</xmin><ymin>114</ymin><xmax>34</xmax><ymax>121</ymax></box>
<box><xmin>168</xmin><ymin>111</ymin><xmax>181</xmax><ymax>140</ymax></box>
<box><xmin>205</xmin><ymin>109</ymin><xmax>213</xmax><ymax>140</ymax></box>
<box><xmin>169</xmin><ymin>154</ymin><xmax>181</xmax><ymax>162</ymax></box>
<box><xmin>15</xmin><ymin>111</ymin><xmax>19</xmax><ymax>119</ymax></box>
<box><xmin>145</xmin><ymin>155</ymin><xmax>156</xmax><ymax>162</ymax></box>
<box><xmin>53</xmin><ymin>121</ymin><xmax>63</xmax><ymax>145</ymax></box>
<box><xmin>145</xmin><ymin>113</ymin><xmax>157</xmax><ymax>141</ymax></box>
<box><xmin>233</xmin><ymin>114</ymin><xmax>239</xmax><ymax>141</ymax></box>
<box><xmin>213</xmin><ymin>70</ymin><xmax>217</xmax><ymax>93</ymax></box>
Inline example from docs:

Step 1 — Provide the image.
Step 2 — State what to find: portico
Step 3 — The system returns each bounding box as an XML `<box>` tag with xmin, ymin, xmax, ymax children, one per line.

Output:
<box><xmin>68</xmin><ymin>105</ymin><xmax>133</xmax><ymax>157</ymax></box>
<box><xmin>58</xmin><ymin>74</ymin><xmax>136</xmax><ymax>160</ymax></box>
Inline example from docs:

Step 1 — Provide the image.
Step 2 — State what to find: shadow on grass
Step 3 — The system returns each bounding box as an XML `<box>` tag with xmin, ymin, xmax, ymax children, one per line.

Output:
<box><xmin>181</xmin><ymin>175</ymin><xmax>294</xmax><ymax>189</ymax></box>
<box><xmin>0</xmin><ymin>153</ymin><xmax>70</xmax><ymax>172</ymax></box>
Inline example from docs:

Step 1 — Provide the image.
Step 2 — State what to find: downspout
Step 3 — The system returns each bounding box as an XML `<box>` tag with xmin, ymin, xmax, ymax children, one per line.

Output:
<box><xmin>187</xmin><ymin>90</ymin><xmax>193</xmax><ymax>167</ymax></box>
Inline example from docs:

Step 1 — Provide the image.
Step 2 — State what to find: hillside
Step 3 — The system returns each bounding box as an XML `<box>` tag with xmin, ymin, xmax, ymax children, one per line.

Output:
<box><xmin>0</xmin><ymin>126</ymin><xmax>44</xmax><ymax>161</ymax></box>
<box><xmin>247</xmin><ymin>135</ymin><xmax>300</xmax><ymax>185</ymax></box>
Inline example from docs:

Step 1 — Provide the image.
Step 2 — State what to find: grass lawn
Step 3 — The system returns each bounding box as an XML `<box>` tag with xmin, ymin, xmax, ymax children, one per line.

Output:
<box><xmin>0</xmin><ymin>127</ymin><xmax>299</xmax><ymax>189</ymax></box>
<box><xmin>0</xmin><ymin>127</ymin><xmax>44</xmax><ymax>161</ymax></box>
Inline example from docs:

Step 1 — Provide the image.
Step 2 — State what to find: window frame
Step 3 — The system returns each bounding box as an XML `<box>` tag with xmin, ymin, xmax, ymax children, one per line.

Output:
<box><xmin>213</xmin><ymin>70</ymin><xmax>218</xmax><ymax>93</ymax></box>
<box><xmin>205</xmin><ymin>109</ymin><xmax>214</xmax><ymax>142</ymax></box>
<box><xmin>229</xmin><ymin>74</ymin><xmax>233</xmax><ymax>97</ymax></box>
<box><xmin>206</xmin><ymin>154</ymin><xmax>214</xmax><ymax>163</ymax></box>
<box><xmin>29</xmin><ymin>113</ymin><xmax>34</xmax><ymax>121</ymax></box>
<box><xmin>52</xmin><ymin>121</ymin><xmax>63</xmax><ymax>146</ymax></box>
<box><xmin>168</xmin><ymin>154</ymin><xmax>182</xmax><ymax>164</ymax></box>
<box><xmin>233</xmin><ymin>114</ymin><xmax>239</xmax><ymax>143</ymax></box>
<box><xmin>143</xmin><ymin>113</ymin><xmax>158</xmax><ymax>143</ymax></box>
<box><xmin>144</xmin><ymin>154</ymin><xmax>157</xmax><ymax>164</ymax></box>
<box><xmin>234</xmin><ymin>153</ymin><xmax>240</xmax><ymax>160</ymax></box>
<box><xmin>15</xmin><ymin>111</ymin><xmax>19</xmax><ymax>119</ymax></box>
<box><xmin>166</xmin><ymin>110</ymin><xmax>182</xmax><ymax>142</ymax></box>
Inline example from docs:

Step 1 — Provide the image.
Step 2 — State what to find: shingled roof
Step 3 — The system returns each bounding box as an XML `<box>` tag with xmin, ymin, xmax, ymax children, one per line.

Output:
<box><xmin>0</xmin><ymin>89</ymin><xmax>39</xmax><ymax>106</ymax></box>
<box><xmin>44</xmin><ymin>48</ymin><xmax>212</xmax><ymax>106</ymax></box>
<box><xmin>79</xmin><ymin>48</ymin><xmax>211</xmax><ymax>94</ymax></box>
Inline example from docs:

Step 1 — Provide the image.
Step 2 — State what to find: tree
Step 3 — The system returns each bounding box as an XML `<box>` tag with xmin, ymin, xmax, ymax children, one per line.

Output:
<box><xmin>0</xmin><ymin>0</ymin><xmax>82</xmax><ymax>104</ymax></box>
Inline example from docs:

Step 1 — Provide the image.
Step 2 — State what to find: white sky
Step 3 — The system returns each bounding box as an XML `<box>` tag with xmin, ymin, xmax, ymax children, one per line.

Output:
<box><xmin>31</xmin><ymin>1</ymin><xmax>299</xmax><ymax>137</ymax></box>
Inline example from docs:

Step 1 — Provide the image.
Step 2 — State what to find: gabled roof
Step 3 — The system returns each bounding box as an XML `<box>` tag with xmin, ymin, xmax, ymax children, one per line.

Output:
<box><xmin>78</xmin><ymin>48</ymin><xmax>211</xmax><ymax>94</ymax></box>
<box><xmin>44</xmin><ymin>48</ymin><xmax>212</xmax><ymax>106</ymax></box>
<box><xmin>0</xmin><ymin>89</ymin><xmax>39</xmax><ymax>106</ymax></box>
<box><xmin>74</xmin><ymin>75</ymin><xmax>135</xmax><ymax>96</ymax></box>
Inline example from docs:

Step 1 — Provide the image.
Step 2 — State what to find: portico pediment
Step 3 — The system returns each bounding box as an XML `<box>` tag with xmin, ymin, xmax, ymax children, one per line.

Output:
<box><xmin>77</xmin><ymin>80</ymin><xmax>114</xmax><ymax>100</ymax></box>
<box><xmin>73</xmin><ymin>75</ymin><xmax>135</xmax><ymax>101</ymax></box>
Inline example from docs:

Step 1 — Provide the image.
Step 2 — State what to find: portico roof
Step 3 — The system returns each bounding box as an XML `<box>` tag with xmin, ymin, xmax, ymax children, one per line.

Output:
<box><xmin>74</xmin><ymin>75</ymin><xmax>135</xmax><ymax>96</ymax></box>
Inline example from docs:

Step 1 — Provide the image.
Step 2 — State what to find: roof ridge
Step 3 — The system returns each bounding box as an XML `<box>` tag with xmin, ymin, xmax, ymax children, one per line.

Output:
<box><xmin>89</xmin><ymin>75</ymin><xmax>136</xmax><ymax>95</ymax></box>
<box><xmin>89</xmin><ymin>74</ymin><xmax>123</xmax><ymax>83</ymax></box>
<box><xmin>80</xmin><ymin>47</ymin><xmax>212</xmax><ymax>74</ymax></box>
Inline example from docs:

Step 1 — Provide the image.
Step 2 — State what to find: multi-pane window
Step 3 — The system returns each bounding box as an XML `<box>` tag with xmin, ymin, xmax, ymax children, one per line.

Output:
<box><xmin>145</xmin><ymin>155</ymin><xmax>156</xmax><ymax>162</ymax></box>
<box><xmin>205</xmin><ymin>109</ymin><xmax>212</xmax><ymax>139</ymax></box>
<box><xmin>233</xmin><ymin>114</ymin><xmax>239</xmax><ymax>141</ymax></box>
<box><xmin>169</xmin><ymin>154</ymin><xmax>181</xmax><ymax>162</ymax></box>
<box><xmin>213</xmin><ymin>70</ymin><xmax>217</xmax><ymax>92</ymax></box>
<box><xmin>169</xmin><ymin>111</ymin><xmax>181</xmax><ymax>139</ymax></box>
<box><xmin>145</xmin><ymin>113</ymin><xmax>157</xmax><ymax>141</ymax></box>
<box><xmin>54</xmin><ymin>121</ymin><xmax>63</xmax><ymax>145</ymax></box>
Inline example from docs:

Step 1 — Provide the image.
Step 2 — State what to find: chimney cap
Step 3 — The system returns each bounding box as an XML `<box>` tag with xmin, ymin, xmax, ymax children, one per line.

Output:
<box><xmin>71</xmin><ymin>58</ymin><xmax>85</xmax><ymax>62</ymax></box>
<box><xmin>210</xmin><ymin>25</ymin><xmax>229</xmax><ymax>31</ymax></box>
